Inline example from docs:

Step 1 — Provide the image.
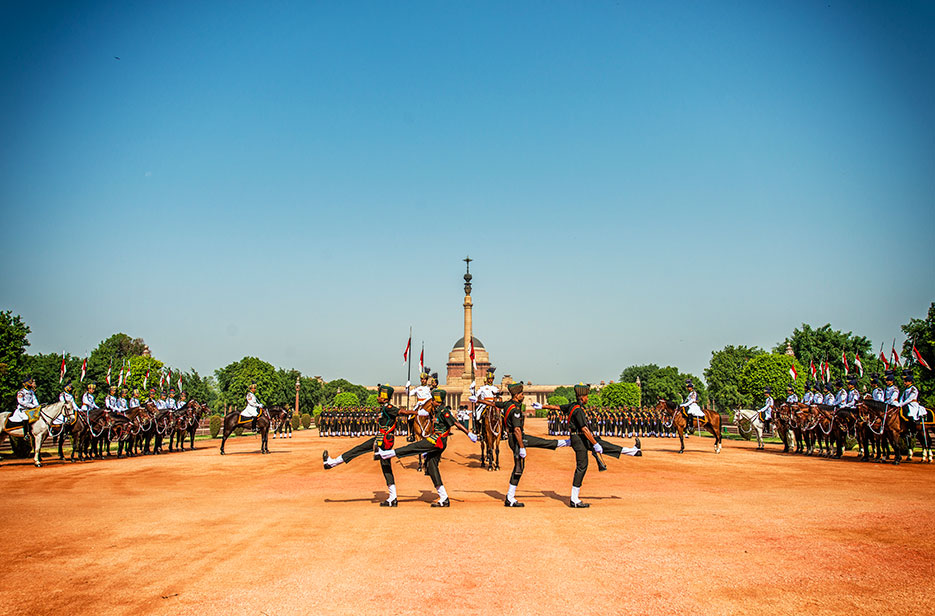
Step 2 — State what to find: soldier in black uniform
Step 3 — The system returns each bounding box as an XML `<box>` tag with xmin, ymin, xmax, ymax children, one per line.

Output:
<box><xmin>322</xmin><ymin>385</ymin><xmax>413</xmax><ymax>507</ymax></box>
<box><xmin>540</xmin><ymin>384</ymin><xmax>642</xmax><ymax>508</ymax></box>
<box><xmin>499</xmin><ymin>382</ymin><xmax>567</xmax><ymax>507</ymax></box>
<box><xmin>377</xmin><ymin>389</ymin><xmax>477</xmax><ymax>507</ymax></box>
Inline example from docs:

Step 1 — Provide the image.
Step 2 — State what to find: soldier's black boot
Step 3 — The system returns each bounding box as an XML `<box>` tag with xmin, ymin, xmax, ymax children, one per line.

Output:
<box><xmin>250</xmin><ymin>417</ymin><xmax>257</xmax><ymax>432</ymax></box>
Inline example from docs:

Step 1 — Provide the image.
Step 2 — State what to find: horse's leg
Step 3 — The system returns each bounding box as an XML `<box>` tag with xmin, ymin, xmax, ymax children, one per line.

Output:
<box><xmin>678</xmin><ymin>426</ymin><xmax>684</xmax><ymax>453</ymax></box>
<box><xmin>494</xmin><ymin>437</ymin><xmax>500</xmax><ymax>470</ymax></box>
<box><xmin>33</xmin><ymin>430</ymin><xmax>43</xmax><ymax>467</ymax></box>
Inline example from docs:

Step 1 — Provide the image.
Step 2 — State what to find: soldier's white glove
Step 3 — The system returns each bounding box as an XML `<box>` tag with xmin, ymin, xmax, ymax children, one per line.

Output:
<box><xmin>557</xmin><ymin>439</ymin><xmax>570</xmax><ymax>448</ymax></box>
<box><xmin>378</xmin><ymin>449</ymin><xmax>396</xmax><ymax>460</ymax></box>
<box><xmin>593</xmin><ymin>443</ymin><xmax>603</xmax><ymax>454</ymax></box>
<box><xmin>468</xmin><ymin>396</ymin><xmax>477</xmax><ymax>403</ymax></box>
<box><xmin>519</xmin><ymin>448</ymin><xmax>526</xmax><ymax>458</ymax></box>
<box><xmin>417</xmin><ymin>409</ymin><xmax>429</xmax><ymax>416</ymax></box>
<box><xmin>406</xmin><ymin>381</ymin><xmax>411</xmax><ymax>388</ymax></box>
<box><xmin>531</xmin><ymin>403</ymin><xmax>543</xmax><ymax>410</ymax></box>
<box><xmin>468</xmin><ymin>432</ymin><xmax>478</xmax><ymax>443</ymax></box>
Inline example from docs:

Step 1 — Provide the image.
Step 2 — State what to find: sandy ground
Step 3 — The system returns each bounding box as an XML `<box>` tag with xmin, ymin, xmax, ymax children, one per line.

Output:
<box><xmin>1</xmin><ymin>419</ymin><xmax>933</xmax><ymax>616</ymax></box>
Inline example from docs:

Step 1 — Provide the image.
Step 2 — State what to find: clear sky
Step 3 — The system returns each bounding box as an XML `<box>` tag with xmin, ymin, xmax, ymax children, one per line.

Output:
<box><xmin>1</xmin><ymin>1</ymin><xmax>932</xmax><ymax>385</ymax></box>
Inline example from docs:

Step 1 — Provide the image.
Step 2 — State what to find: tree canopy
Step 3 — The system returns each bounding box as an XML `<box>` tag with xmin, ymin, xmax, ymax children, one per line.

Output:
<box><xmin>740</xmin><ymin>354</ymin><xmax>805</xmax><ymax>407</ymax></box>
<box><xmin>901</xmin><ymin>302</ymin><xmax>935</xmax><ymax>408</ymax></box>
<box><xmin>599</xmin><ymin>382</ymin><xmax>641</xmax><ymax>407</ymax></box>
<box><xmin>0</xmin><ymin>311</ymin><xmax>31</xmax><ymax>409</ymax></box>
<box><xmin>704</xmin><ymin>345</ymin><xmax>765</xmax><ymax>412</ymax></box>
<box><xmin>619</xmin><ymin>364</ymin><xmax>707</xmax><ymax>407</ymax></box>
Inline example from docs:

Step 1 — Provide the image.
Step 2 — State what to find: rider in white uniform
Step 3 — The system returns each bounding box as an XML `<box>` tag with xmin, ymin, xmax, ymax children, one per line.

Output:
<box><xmin>166</xmin><ymin>388</ymin><xmax>178</xmax><ymax>412</ymax></box>
<box><xmin>895</xmin><ymin>370</ymin><xmax>924</xmax><ymax>426</ymax></box>
<box><xmin>155</xmin><ymin>391</ymin><xmax>168</xmax><ymax>411</ymax></box>
<box><xmin>6</xmin><ymin>376</ymin><xmax>38</xmax><ymax>434</ymax></box>
<box><xmin>117</xmin><ymin>388</ymin><xmax>129</xmax><ymax>415</ymax></box>
<box><xmin>869</xmin><ymin>376</ymin><xmax>884</xmax><ymax>402</ymax></box>
<box><xmin>239</xmin><ymin>383</ymin><xmax>265</xmax><ymax>430</ymax></box>
<box><xmin>128</xmin><ymin>389</ymin><xmax>141</xmax><ymax>410</ymax></box>
<box><xmin>473</xmin><ymin>367</ymin><xmax>500</xmax><ymax>431</ymax></box>
<box><xmin>679</xmin><ymin>380</ymin><xmax>704</xmax><ymax>432</ymax></box>
<box><xmin>55</xmin><ymin>382</ymin><xmax>79</xmax><ymax>426</ymax></box>
<box><xmin>105</xmin><ymin>386</ymin><xmax>120</xmax><ymax>415</ymax></box>
<box><xmin>801</xmin><ymin>381</ymin><xmax>814</xmax><ymax>405</ymax></box>
<box><xmin>81</xmin><ymin>383</ymin><xmax>99</xmax><ymax>412</ymax></box>
<box><xmin>883</xmin><ymin>372</ymin><xmax>900</xmax><ymax>407</ymax></box>
<box><xmin>758</xmin><ymin>387</ymin><xmax>774</xmax><ymax>432</ymax></box>
<box><xmin>822</xmin><ymin>383</ymin><xmax>835</xmax><ymax>406</ymax></box>
<box><xmin>786</xmin><ymin>385</ymin><xmax>799</xmax><ymax>405</ymax></box>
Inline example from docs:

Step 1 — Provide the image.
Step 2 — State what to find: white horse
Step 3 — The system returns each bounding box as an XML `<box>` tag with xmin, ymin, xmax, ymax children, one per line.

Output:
<box><xmin>0</xmin><ymin>400</ymin><xmax>75</xmax><ymax>467</ymax></box>
<box><xmin>733</xmin><ymin>408</ymin><xmax>768</xmax><ymax>450</ymax></box>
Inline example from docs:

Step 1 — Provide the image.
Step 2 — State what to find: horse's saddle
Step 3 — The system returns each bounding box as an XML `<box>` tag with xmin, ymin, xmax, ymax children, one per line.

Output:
<box><xmin>25</xmin><ymin>407</ymin><xmax>42</xmax><ymax>424</ymax></box>
<box><xmin>236</xmin><ymin>413</ymin><xmax>260</xmax><ymax>425</ymax></box>
<box><xmin>898</xmin><ymin>407</ymin><xmax>932</xmax><ymax>424</ymax></box>
<box><xmin>757</xmin><ymin>412</ymin><xmax>769</xmax><ymax>424</ymax></box>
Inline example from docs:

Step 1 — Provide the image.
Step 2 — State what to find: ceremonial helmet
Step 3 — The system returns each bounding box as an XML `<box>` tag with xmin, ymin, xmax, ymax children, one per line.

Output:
<box><xmin>574</xmin><ymin>383</ymin><xmax>590</xmax><ymax>399</ymax></box>
<box><xmin>377</xmin><ymin>384</ymin><xmax>394</xmax><ymax>402</ymax></box>
<box><xmin>63</xmin><ymin>381</ymin><xmax>73</xmax><ymax>392</ymax></box>
<box><xmin>148</xmin><ymin>388</ymin><xmax>156</xmax><ymax>396</ymax></box>
<box><xmin>507</xmin><ymin>381</ymin><xmax>524</xmax><ymax>397</ymax></box>
<box><xmin>429</xmin><ymin>372</ymin><xmax>439</xmax><ymax>387</ymax></box>
<box><xmin>847</xmin><ymin>376</ymin><xmax>858</xmax><ymax>387</ymax></box>
<box><xmin>420</xmin><ymin>368</ymin><xmax>430</xmax><ymax>382</ymax></box>
<box><xmin>88</xmin><ymin>383</ymin><xmax>96</xmax><ymax>391</ymax></box>
<box><xmin>834</xmin><ymin>379</ymin><xmax>843</xmax><ymax>388</ymax></box>
<box><xmin>685</xmin><ymin>379</ymin><xmax>694</xmax><ymax>389</ymax></box>
<box><xmin>903</xmin><ymin>369</ymin><xmax>914</xmax><ymax>382</ymax></box>
<box><xmin>884</xmin><ymin>371</ymin><xmax>895</xmax><ymax>382</ymax></box>
<box><xmin>110</xmin><ymin>385</ymin><xmax>117</xmax><ymax>393</ymax></box>
<box><xmin>485</xmin><ymin>366</ymin><xmax>496</xmax><ymax>384</ymax></box>
<box><xmin>169</xmin><ymin>388</ymin><xmax>176</xmax><ymax>395</ymax></box>
<box><xmin>431</xmin><ymin>388</ymin><xmax>446</xmax><ymax>404</ymax></box>
<box><xmin>764</xmin><ymin>386</ymin><xmax>772</xmax><ymax>394</ymax></box>
<box><xmin>133</xmin><ymin>389</ymin><xmax>140</xmax><ymax>397</ymax></box>
<box><xmin>869</xmin><ymin>375</ymin><xmax>879</xmax><ymax>386</ymax></box>
<box><xmin>121</xmin><ymin>387</ymin><xmax>128</xmax><ymax>395</ymax></box>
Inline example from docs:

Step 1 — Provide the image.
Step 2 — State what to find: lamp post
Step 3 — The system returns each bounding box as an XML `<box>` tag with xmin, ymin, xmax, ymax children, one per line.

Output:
<box><xmin>295</xmin><ymin>376</ymin><xmax>300</xmax><ymax>417</ymax></box>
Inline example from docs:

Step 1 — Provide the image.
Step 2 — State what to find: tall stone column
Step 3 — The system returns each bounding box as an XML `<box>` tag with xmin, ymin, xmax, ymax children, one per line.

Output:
<box><xmin>463</xmin><ymin>256</ymin><xmax>473</xmax><ymax>383</ymax></box>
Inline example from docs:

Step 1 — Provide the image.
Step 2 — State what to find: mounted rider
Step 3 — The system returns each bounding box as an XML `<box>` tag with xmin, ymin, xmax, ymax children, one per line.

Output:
<box><xmin>155</xmin><ymin>390</ymin><xmax>168</xmax><ymax>410</ymax></box>
<box><xmin>758</xmin><ymin>387</ymin><xmax>774</xmax><ymax>433</ymax></box>
<box><xmin>883</xmin><ymin>371</ymin><xmax>900</xmax><ymax>407</ymax></box>
<box><xmin>176</xmin><ymin>391</ymin><xmax>188</xmax><ymax>412</ymax></box>
<box><xmin>786</xmin><ymin>385</ymin><xmax>799</xmax><ymax>405</ymax></box>
<box><xmin>833</xmin><ymin>379</ymin><xmax>847</xmax><ymax>408</ymax></box>
<box><xmin>842</xmin><ymin>377</ymin><xmax>859</xmax><ymax>410</ymax></box>
<box><xmin>473</xmin><ymin>366</ymin><xmax>500</xmax><ymax>431</ymax></box>
<box><xmin>166</xmin><ymin>388</ymin><xmax>178</xmax><ymax>412</ymax></box>
<box><xmin>105</xmin><ymin>385</ymin><xmax>120</xmax><ymax>415</ymax></box>
<box><xmin>822</xmin><ymin>382</ymin><xmax>835</xmax><ymax>406</ymax></box>
<box><xmin>894</xmin><ymin>370</ymin><xmax>923</xmax><ymax>430</ymax></box>
<box><xmin>4</xmin><ymin>376</ymin><xmax>38</xmax><ymax>435</ymax></box>
<box><xmin>869</xmin><ymin>375</ymin><xmax>884</xmax><ymax>402</ymax></box>
<box><xmin>117</xmin><ymin>388</ymin><xmax>129</xmax><ymax>415</ymax></box>
<box><xmin>679</xmin><ymin>379</ymin><xmax>704</xmax><ymax>433</ymax></box>
<box><xmin>239</xmin><ymin>383</ymin><xmax>265</xmax><ymax>431</ymax></box>
<box><xmin>408</xmin><ymin>369</ymin><xmax>433</xmax><ymax>442</ymax></box>
<box><xmin>128</xmin><ymin>389</ymin><xmax>141</xmax><ymax>410</ymax></box>
<box><xmin>55</xmin><ymin>381</ymin><xmax>79</xmax><ymax>427</ymax></box>
<box><xmin>81</xmin><ymin>383</ymin><xmax>99</xmax><ymax>413</ymax></box>
<box><xmin>802</xmin><ymin>381</ymin><xmax>814</xmax><ymax>405</ymax></box>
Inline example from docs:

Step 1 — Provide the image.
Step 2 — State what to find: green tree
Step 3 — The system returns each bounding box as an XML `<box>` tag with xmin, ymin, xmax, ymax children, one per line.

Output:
<box><xmin>86</xmin><ymin>334</ymin><xmax>148</xmax><ymax>385</ymax></box>
<box><xmin>620</xmin><ymin>364</ymin><xmax>707</xmax><ymax>407</ymax></box>
<box><xmin>740</xmin><ymin>354</ymin><xmax>805</xmax><ymax>407</ymax></box>
<box><xmin>901</xmin><ymin>302</ymin><xmax>935</xmax><ymax>409</ymax></box>
<box><xmin>619</xmin><ymin>364</ymin><xmax>660</xmax><ymax>388</ymax></box>
<box><xmin>122</xmin><ymin>356</ymin><xmax>165</xmax><ymax>397</ymax></box>
<box><xmin>215</xmin><ymin>357</ymin><xmax>279</xmax><ymax>411</ymax></box>
<box><xmin>775</xmin><ymin>324</ymin><xmax>880</xmax><ymax>386</ymax></box>
<box><xmin>550</xmin><ymin>386</ymin><xmax>575</xmax><ymax>402</ymax></box>
<box><xmin>704</xmin><ymin>345</ymin><xmax>765</xmax><ymax>412</ymax></box>
<box><xmin>599</xmin><ymin>382</ymin><xmax>641</xmax><ymax>407</ymax></box>
<box><xmin>334</xmin><ymin>391</ymin><xmax>360</xmax><ymax>407</ymax></box>
<box><xmin>179</xmin><ymin>368</ymin><xmax>218</xmax><ymax>407</ymax></box>
<box><xmin>0</xmin><ymin>311</ymin><xmax>31</xmax><ymax>410</ymax></box>
<box><xmin>322</xmin><ymin>378</ymin><xmax>369</xmax><ymax>407</ymax></box>
<box><xmin>25</xmin><ymin>352</ymin><xmax>85</xmax><ymax>402</ymax></box>
<box><xmin>547</xmin><ymin>394</ymin><xmax>569</xmax><ymax>406</ymax></box>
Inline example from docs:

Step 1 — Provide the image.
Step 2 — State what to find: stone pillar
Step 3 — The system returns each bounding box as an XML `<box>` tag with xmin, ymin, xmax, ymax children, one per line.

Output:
<box><xmin>464</xmin><ymin>293</ymin><xmax>472</xmax><ymax>381</ymax></box>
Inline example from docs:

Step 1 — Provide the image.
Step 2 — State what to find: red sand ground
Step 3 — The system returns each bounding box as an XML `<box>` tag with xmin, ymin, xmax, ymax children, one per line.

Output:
<box><xmin>1</xmin><ymin>419</ymin><xmax>933</xmax><ymax>616</ymax></box>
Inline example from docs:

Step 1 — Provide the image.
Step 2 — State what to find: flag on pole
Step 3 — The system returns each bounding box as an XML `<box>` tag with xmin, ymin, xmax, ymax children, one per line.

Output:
<box><xmin>854</xmin><ymin>352</ymin><xmax>864</xmax><ymax>377</ymax></box>
<box><xmin>167</xmin><ymin>369</ymin><xmax>172</xmax><ymax>389</ymax></box>
<box><xmin>402</xmin><ymin>335</ymin><xmax>411</xmax><ymax>365</ymax></box>
<box><xmin>80</xmin><ymin>358</ymin><xmax>87</xmax><ymax>382</ymax></box>
<box><xmin>143</xmin><ymin>369</ymin><xmax>150</xmax><ymax>389</ymax></box>
<box><xmin>118</xmin><ymin>366</ymin><xmax>124</xmax><ymax>387</ymax></box>
<box><xmin>106</xmin><ymin>361</ymin><xmax>112</xmax><ymax>386</ymax></box>
<box><xmin>914</xmin><ymin>344</ymin><xmax>932</xmax><ymax>370</ymax></box>
<box><xmin>419</xmin><ymin>344</ymin><xmax>424</xmax><ymax>375</ymax></box>
<box><xmin>891</xmin><ymin>341</ymin><xmax>901</xmax><ymax>367</ymax></box>
<box><xmin>842</xmin><ymin>350</ymin><xmax>849</xmax><ymax>375</ymax></box>
<box><xmin>59</xmin><ymin>351</ymin><xmax>66</xmax><ymax>383</ymax></box>
<box><xmin>177</xmin><ymin>375</ymin><xmax>182</xmax><ymax>391</ymax></box>
<box><xmin>823</xmin><ymin>361</ymin><xmax>831</xmax><ymax>381</ymax></box>
<box><xmin>809</xmin><ymin>359</ymin><xmax>816</xmax><ymax>379</ymax></box>
<box><xmin>789</xmin><ymin>364</ymin><xmax>798</xmax><ymax>381</ymax></box>
<box><xmin>879</xmin><ymin>351</ymin><xmax>890</xmax><ymax>371</ymax></box>
<box><xmin>159</xmin><ymin>369</ymin><xmax>165</xmax><ymax>388</ymax></box>
<box><xmin>470</xmin><ymin>338</ymin><xmax>477</xmax><ymax>371</ymax></box>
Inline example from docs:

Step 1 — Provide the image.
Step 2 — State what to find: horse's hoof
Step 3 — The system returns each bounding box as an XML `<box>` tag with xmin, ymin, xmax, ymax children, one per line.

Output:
<box><xmin>678</xmin><ymin>450</ymin><xmax>684</xmax><ymax>454</ymax></box>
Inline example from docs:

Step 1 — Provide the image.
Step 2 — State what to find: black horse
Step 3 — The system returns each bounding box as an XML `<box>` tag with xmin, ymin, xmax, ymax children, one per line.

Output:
<box><xmin>220</xmin><ymin>408</ymin><xmax>271</xmax><ymax>455</ymax></box>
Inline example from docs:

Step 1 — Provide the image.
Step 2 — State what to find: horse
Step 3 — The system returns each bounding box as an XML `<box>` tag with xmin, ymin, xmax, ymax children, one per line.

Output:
<box><xmin>267</xmin><ymin>405</ymin><xmax>292</xmax><ymax>439</ymax></box>
<box><xmin>856</xmin><ymin>399</ymin><xmax>909</xmax><ymax>465</ymax></box>
<box><xmin>655</xmin><ymin>400</ymin><xmax>722</xmax><ymax>454</ymax></box>
<box><xmin>181</xmin><ymin>402</ymin><xmax>206</xmax><ymax>450</ymax></box>
<box><xmin>480</xmin><ymin>401</ymin><xmax>502</xmax><ymax>471</ymax></box>
<box><xmin>409</xmin><ymin>399</ymin><xmax>438</xmax><ymax>472</ymax></box>
<box><xmin>911</xmin><ymin>411</ymin><xmax>935</xmax><ymax>463</ymax></box>
<box><xmin>0</xmin><ymin>400</ymin><xmax>74</xmax><ymax>467</ymax></box>
<box><xmin>733</xmin><ymin>409</ymin><xmax>768</xmax><ymax>450</ymax></box>
<box><xmin>220</xmin><ymin>407</ymin><xmax>271</xmax><ymax>455</ymax></box>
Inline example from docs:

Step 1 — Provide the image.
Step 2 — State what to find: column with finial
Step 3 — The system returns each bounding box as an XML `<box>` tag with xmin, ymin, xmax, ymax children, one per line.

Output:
<box><xmin>463</xmin><ymin>256</ymin><xmax>473</xmax><ymax>383</ymax></box>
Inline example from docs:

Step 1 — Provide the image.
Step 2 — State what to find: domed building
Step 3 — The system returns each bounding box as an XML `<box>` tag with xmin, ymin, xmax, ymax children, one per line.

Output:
<box><xmin>446</xmin><ymin>336</ymin><xmax>491</xmax><ymax>385</ymax></box>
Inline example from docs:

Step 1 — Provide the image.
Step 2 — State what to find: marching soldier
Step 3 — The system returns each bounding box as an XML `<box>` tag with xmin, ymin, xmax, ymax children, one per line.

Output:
<box><xmin>323</xmin><ymin>385</ymin><xmax>412</xmax><ymax>507</ymax></box>
<box><xmin>537</xmin><ymin>384</ymin><xmax>641</xmax><ymax>508</ymax></box>
<box><xmin>4</xmin><ymin>376</ymin><xmax>38</xmax><ymax>435</ymax></box>
<box><xmin>377</xmin><ymin>389</ymin><xmax>478</xmax><ymax>507</ymax></box>
<box><xmin>500</xmin><ymin>382</ymin><xmax>567</xmax><ymax>507</ymax></box>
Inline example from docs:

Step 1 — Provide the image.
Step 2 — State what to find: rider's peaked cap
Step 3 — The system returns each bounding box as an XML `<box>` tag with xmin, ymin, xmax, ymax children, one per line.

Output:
<box><xmin>574</xmin><ymin>383</ymin><xmax>590</xmax><ymax>398</ymax></box>
<box><xmin>885</xmin><ymin>371</ymin><xmax>895</xmax><ymax>381</ymax></box>
<box><xmin>903</xmin><ymin>369</ymin><xmax>914</xmax><ymax>380</ymax></box>
<box><xmin>685</xmin><ymin>379</ymin><xmax>694</xmax><ymax>387</ymax></box>
<box><xmin>22</xmin><ymin>375</ymin><xmax>33</xmax><ymax>384</ymax></box>
<box><xmin>764</xmin><ymin>386</ymin><xmax>772</xmax><ymax>394</ymax></box>
<box><xmin>507</xmin><ymin>382</ymin><xmax>523</xmax><ymax>396</ymax></box>
<box><xmin>431</xmin><ymin>388</ymin><xmax>446</xmax><ymax>404</ymax></box>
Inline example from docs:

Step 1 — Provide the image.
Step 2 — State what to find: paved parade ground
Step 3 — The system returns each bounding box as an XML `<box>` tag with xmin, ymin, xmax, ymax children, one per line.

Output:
<box><xmin>2</xmin><ymin>419</ymin><xmax>934</xmax><ymax>616</ymax></box>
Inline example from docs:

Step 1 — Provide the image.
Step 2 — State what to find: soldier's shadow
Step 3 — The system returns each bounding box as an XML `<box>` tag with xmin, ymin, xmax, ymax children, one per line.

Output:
<box><xmin>323</xmin><ymin>490</ymin><xmax>445</xmax><ymax>504</ymax></box>
<box><xmin>540</xmin><ymin>490</ymin><xmax>621</xmax><ymax>503</ymax></box>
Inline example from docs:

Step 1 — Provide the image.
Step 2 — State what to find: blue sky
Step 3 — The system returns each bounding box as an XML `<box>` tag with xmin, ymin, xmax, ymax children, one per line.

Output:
<box><xmin>1</xmin><ymin>1</ymin><xmax>932</xmax><ymax>385</ymax></box>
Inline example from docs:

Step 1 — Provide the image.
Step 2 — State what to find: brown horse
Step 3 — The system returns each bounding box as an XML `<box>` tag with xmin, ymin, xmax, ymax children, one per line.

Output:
<box><xmin>480</xmin><ymin>402</ymin><xmax>502</xmax><ymax>471</ymax></box>
<box><xmin>220</xmin><ymin>407</ymin><xmax>271</xmax><ymax>455</ymax></box>
<box><xmin>856</xmin><ymin>399</ymin><xmax>908</xmax><ymax>465</ymax></box>
<box><xmin>409</xmin><ymin>399</ymin><xmax>438</xmax><ymax>472</ymax></box>
<box><xmin>655</xmin><ymin>400</ymin><xmax>722</xmax><ymax>454</ymax></box>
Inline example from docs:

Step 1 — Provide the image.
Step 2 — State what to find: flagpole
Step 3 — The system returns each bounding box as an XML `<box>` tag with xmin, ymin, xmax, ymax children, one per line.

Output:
<box><xmin>406</xmin><ymin>326</ymin><xmax>412</xmax><ymax>411</ymax></box>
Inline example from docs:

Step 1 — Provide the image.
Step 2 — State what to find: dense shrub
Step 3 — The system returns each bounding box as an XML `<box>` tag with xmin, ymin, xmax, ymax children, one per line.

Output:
<box><xmin>234</xmin><ymin>427</ymin><xmax>244</xmax><ymax>437</ymax></box>
<box><xmin>209</xmin><ymin>415</ymin><xmax>222</xmax><ymax>438</ymax></box>
<box><xmin>291</xmin><ymin>413</ymin><xmax>301</xmax><ymax>430</ymax></box>
<box><xmin>600</xmin><ymin>382</ymin><xmax>641</xmax><ymax>407</ymax></box>
<box><xmin>301</xmin><ymin>413</ymin><xmax>312</xmax><ymax>429</ymax></box>
<box><xmin>547</xmin><ymin>394</ymin><xmax>569</xmax><ymax>406</ymax></box>
<box><xmin>333</xmin><ymin>392</ymin><xmax>359</xmax><ymax>408</ymax></box>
